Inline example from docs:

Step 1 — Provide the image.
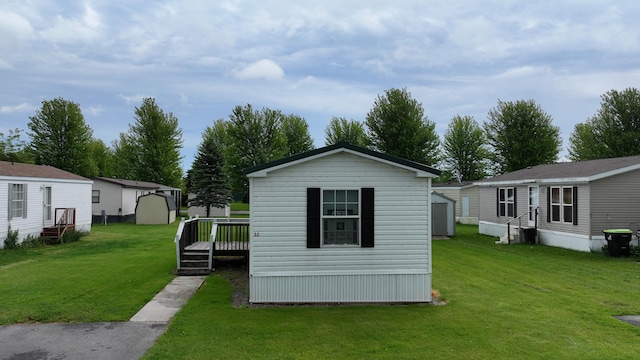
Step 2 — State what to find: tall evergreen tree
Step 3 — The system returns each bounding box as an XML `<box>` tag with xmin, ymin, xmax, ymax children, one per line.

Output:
<box><xmin>324</xmin><ymin>117</ymin><xmax>368</xmax><ymax>146</ymax></box>
<box><xmin>365</xmin><ymin>87</ymin><xmax>440</xmax><ymax>165</ymax></box>
<box><xmin>187</xmin><ymin>127</ymin><xmax>232</xmax><ymax>216</ymax></box>
<box><xmin>442</xmin><ymin>115</ymin><xmax>489</xmax><ymax>181</ymax></box>
<box><xmin>484</xmin><ymin>99</ymin><xmax>561</xmax><ymax>174</ymax></box>
<box><xmin>27</xmin><ymin>97</ymin><xmax>95</xmax><ymax>176</ymax></box>
<box><xmin>568</xmin><ymin>88</ymin><xmax>640</xmax><ymax>160</ymax></box>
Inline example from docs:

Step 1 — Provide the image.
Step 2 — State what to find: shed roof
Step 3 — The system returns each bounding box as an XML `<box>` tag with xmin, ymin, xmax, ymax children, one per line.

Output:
<box><xmin>138</xmin><ymin>192</ymin><xmax>177</xmax><ymax>211</ymax></box>
<box><xmin>0</xmin><ymin>161</ymin><xmax>89</xmax><ymax>181</ymax></box>
<box><xmin>93</xmin><ymin>177</ymin><xmax>180</xmax><ymax>190</ymax></box>
<box><xmin>244</xmin><ymin>142</ymin><xmax>441</xmax><ymax>177</ymax></box>
<box><xmin>476</xmin><ymin>154</ymin><xmax>640</xmax><ymax>185</ymax></box>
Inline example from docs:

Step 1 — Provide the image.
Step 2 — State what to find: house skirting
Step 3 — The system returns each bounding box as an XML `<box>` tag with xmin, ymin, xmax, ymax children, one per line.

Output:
<box><xmin>479</xmin><ymin>221</ymin><xmax>601</xmax><ymax>252</ymax></box>
<box><xmin>249</xmin><ymin>272</ymin><xmax>431</xmax><ymax>303</ymax></box>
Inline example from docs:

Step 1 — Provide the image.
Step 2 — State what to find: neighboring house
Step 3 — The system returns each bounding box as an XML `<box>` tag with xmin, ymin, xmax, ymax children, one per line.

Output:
<box><xmin>476</xmin><ymin>155</ymin><xmax>640</xmax><ymax>252</ymax></box>
<box><xmin>0</xmin><ymin>161</ymin><xmax>92</xmax><ymax>248</ymax></box>
<box><xmin>91</xmin><ymin>177</ymin><xmax>182</xmax><ymax>223</ymax></box>
<box><xmin>186</xmin><ymin>193</ymin><xmax>230</xmax><ymax>218</ymax></box>
<box><xmin>431</xmin><ymin>191</ymin><xmax>456</xmax><ymax>237</ymax></box>
<box><xmin>431</xmin><ymin>182</ymin><xmax>479</xmax><ymax>224</ymax></box>
<box><xmin>245</xmin><ymin>143</ymin><xmax>441</xmax><ymax>303</ymax></box>
<box><xmin>135</xmin><ymin>193</ymin><xmax>177</xmax><ymax>224</ymax></box>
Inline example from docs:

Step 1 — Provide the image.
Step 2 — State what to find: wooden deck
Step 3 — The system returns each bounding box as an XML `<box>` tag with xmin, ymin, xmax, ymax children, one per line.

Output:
<box><xmin>185</xmin><ymin>241</ymin><xmax>249</xmax><ymax>252</ymax></box>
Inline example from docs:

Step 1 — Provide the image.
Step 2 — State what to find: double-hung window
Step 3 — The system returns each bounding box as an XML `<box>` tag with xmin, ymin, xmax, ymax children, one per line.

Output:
<box><xmin>322</xmin><ymin>189</ymin><xmax>359</xmax><ymax>245</ymax></box>
<box><xmin>92</xmin><ymin>190</ymin><xmax>100</xmax><ymax>203</ymax></box>
<box><xmin>9</xmin><ymin>183</ymin><xmax>27</xmax><ymax>219</ymax></box>
<box><xmin>498</xmin><ymin>187</ymin><xmax>515</xmax><ymax>217</ymax></box>
<box><xmin>550</xmin><ymin>186</ymin><xmax>575</xmax><ymax>223</ymax></box>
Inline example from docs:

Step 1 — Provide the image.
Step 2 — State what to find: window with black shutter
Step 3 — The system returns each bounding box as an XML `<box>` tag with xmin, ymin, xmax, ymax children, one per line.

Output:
<box><xmin>307</xmin><ymin>187</ymin><xmax>374</xmax><ymax>248</ymax></box>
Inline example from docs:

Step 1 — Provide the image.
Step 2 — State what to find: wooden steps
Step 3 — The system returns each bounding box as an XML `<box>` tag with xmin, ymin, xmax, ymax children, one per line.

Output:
<box><xmin>177</xmin><ymin>249</ymin><xmax>211</xmax><ymax>276</ymax></box>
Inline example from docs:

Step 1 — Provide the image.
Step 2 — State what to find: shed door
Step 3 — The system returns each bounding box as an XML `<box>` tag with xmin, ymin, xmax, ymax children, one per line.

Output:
<box><xmin>432</xmin><ymin>203</ymin><xmax>448</xmax><ymax>236</ymax></box>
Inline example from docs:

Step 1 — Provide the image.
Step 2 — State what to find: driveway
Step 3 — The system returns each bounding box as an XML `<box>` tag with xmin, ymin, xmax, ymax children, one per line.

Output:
<box><xmin>0</xmin><ymin>276</ymin><xmax>206</xmax><ymax>360</ymax></box>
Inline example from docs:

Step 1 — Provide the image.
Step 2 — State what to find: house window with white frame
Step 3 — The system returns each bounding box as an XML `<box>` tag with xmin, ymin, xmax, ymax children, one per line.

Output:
<box><xmin>9</xmin><ymin>183</ymin><xmax>27</xmax><ymax>219</ymax></box>
<box><xmin>550</xmin><ymin>186</ymin><xmax>574</xmax><ymax>223</ymax></box>
<box><xmin>322</xmin><ymin>189</ymin><xmax>359</xmax><ymax>245</ymax></box>
<box><xmin>498</xmin><ymin>187</ymin><xmax>515</xmax><ymax>217</ymax></box>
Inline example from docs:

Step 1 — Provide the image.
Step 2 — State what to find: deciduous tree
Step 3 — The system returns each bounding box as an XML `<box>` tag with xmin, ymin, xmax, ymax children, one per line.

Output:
<box><xmin>442</xmin><ymin>115</ymin><xmax>489</xmax><ymax>181</ymax></box>
<box><xmin>27</xmin><ymin>97</ymin><xmax>94</xmax><ymax>176</ymax></box>
<box><xmin>0</xmin><ymin>128</ymin><xmax>32</xmax><ymax>163</ymax></box>
<box><xmin>568</xmin><ymin>88</ymin><xmax>640</xmax><ymax>160</ymax></box>
<box><xmin>324</xmin><ymin>117</ymin><xmax>368</xmax><ymax>146</ymax></box>
<box><xmin>224</xmin><ymin>104</ymin><xmax>287</xmax><ymax>197</ymax></box>
<box><xmin>117</xmin><ymin>98</ymin><xmax>184</xmax><ymax>187</ymax></box>
<box><xmin>281</xmin><ymin>114</ymin><xmax>314</xmax><ymax>155</ymax></box>
<box><xmin>484</xmin><ymin>99</ymin><xmax>561</xmax><ymax>173</ymax></box>
<box><xmin>365</xmin><ymin>88</ymin><xmax>440</xmax><ymax>165</ymax></box>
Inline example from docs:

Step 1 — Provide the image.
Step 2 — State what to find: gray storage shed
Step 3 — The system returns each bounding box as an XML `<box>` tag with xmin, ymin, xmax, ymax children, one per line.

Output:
<box><xmin>431</xmin><ymin>191</ymin><xmax>456</xmax><ymax>237</ymax></box>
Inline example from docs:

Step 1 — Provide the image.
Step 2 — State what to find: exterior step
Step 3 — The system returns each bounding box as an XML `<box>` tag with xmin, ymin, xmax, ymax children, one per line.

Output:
<box><xmin>182</xmin><ymin>251</ymin><xmax>208</xmax><ymax>260</ymax></box>
<box><xmin>180</xmin><ymin>259</ymin><xmax>209</xmax><ymax>268</ymax></box>
<box><xmin>176</xmin><ymin>267</ymin><xmax>211</xmax><ymax>276</ymax></box>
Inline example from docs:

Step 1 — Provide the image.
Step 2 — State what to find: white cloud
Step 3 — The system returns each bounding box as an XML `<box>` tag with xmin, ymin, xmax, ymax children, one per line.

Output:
<box><xmin>233</xmin><ymin>59</ymin><xmax>285</xmax><ymax>80</ymax></box>
<box><xmin>38</xmin><ymin>3</ymin><xmax>103</xmax><ymax>43</ymax></box>
<box><xmin>0</xmin><ymin>103</ymin><xmax>33</xmax><ymax>114</ymax></box>
<box><xmin>118</xmin><ymin>94</ymin><xmax>148</xmax><ymax>104</ymax></box>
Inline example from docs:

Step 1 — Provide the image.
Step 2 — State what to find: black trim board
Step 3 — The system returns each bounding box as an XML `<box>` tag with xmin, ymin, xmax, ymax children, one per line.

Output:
<box><xmin>244</xmin><ymin>142</ymin><xmax>441</xmax><ymax>176</ymax></box>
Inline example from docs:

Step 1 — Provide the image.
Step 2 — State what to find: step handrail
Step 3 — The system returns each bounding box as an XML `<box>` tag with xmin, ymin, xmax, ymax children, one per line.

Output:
<box><xmin>505</xmin><ymin>208</ymin><xmax>538</xmax><ymax>244</ymax></box>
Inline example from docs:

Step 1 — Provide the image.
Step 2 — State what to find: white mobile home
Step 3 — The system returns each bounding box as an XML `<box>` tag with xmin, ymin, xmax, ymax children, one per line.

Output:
<box><xmin>1</xmin><ymin>161</ymin><xmax>92</xmax><ymax>248</ymax></box>
<box><xmin>91</xmin><ymin>177</ymin><xmax>181</xmax><ymax>223</ymax></box>
<box><xmin>245</xmin><ymin>143</ymin><xmax>441</xmax><ymax>303</ymax></box>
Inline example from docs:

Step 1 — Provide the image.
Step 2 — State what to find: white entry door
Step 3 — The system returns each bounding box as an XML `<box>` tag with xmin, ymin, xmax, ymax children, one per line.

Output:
<box><xmin>43</xmin><ymin>186</ymin><xmax>53</xmax><ymax>227</ymax></box>
<box><xmin>528</xmin><ymin>185</ymin><xmax>538</xmax><ymax>227</ymax></box>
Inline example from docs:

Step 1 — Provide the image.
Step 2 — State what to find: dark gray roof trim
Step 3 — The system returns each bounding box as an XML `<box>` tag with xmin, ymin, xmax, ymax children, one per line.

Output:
<box><xmin>476</xmin><ymin>154</ymin><xmax>640</xmax><ymax>185</ymax></box>
<box><xmin>93</xmin><ymin>177</ymin><xmax>180</xmax><ymax>190</ymax></box>
<box><xmin>243</xmin><ymin>142</ymin><xmax>441</xmax><ymax>176</ymax></box>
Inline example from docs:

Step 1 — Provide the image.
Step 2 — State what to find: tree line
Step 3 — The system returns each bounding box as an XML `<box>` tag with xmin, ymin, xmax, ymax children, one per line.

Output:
<box><xmin>3</xmin><ymin>87</ymin><xmax>640</xmax><ymax>211</ymax></box>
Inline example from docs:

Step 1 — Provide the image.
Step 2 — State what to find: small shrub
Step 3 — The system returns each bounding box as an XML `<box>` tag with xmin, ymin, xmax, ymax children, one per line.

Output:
<box><xmin>61</xmin><ymin>230</ymin><xmax>87</xmax><ymax>244</ymax></box>
<box><xmin>20</xmin><ymin>235</ymin><xmax>44</xmax><ymax>249</ymax></box>
<box><xmin>3</xmin><ymin>227</ymin><xmax>20</xmax><ymax>249</ymax></box>
<box><xmin>630</xmin><ymin>245</ymin><xmax>640</xmax><ymax>257</ymax></box>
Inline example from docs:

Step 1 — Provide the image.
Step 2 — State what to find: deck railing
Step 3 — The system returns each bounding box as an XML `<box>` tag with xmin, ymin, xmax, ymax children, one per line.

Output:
<box><xmin>54</xmin><ymin>208</ymin><xmax>76</xmax><ymax>241</ymax></box>
<box><xmin>174</xmin><ymin>217</ymin><xmax>251</xmax><ymax>270</ymax></box>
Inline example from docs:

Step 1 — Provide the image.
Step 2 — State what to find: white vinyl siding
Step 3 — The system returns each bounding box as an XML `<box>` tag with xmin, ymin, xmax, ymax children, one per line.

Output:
<box><xmin>249</xmin><ymin>151</ymin><xmax>432</xmax><ymax>302</ymax></box>
<box><xmin>1</xmin><ymin>178</ymin><xmax>92</xmax><ymax>247</ymax></box>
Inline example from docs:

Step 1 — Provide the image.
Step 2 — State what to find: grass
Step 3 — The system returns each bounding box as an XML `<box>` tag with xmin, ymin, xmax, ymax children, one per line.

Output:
<box><xmin>2</xmin><ymin>223</ymin><xmax>640</xmax><ymax>358</ymax></box>
<box><xmin>0</xmin><ymin>222</ymin><xmax>178</xmax><ymax>324</ymax></box>
<box><xmin>143</xmin><ymin>225</ymin><xmax>640</xmax><ymax>359</ymax></box>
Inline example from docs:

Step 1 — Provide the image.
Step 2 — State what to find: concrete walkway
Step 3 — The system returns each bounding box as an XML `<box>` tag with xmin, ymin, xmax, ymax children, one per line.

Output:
<box><xmin>0</xmin><ymin>276</ymin><xmax>206</xmax><ymax>360</ymax></box>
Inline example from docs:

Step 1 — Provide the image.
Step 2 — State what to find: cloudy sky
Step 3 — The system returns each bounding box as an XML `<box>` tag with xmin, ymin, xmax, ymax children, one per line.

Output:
<box><xmin>2</xmin><ymin>1</ymin><xmax>640</xmax><ymax>170</ymax></box>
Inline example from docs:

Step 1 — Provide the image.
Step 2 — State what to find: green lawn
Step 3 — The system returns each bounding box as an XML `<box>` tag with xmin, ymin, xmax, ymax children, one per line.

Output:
<box><xmin>2</xmin><ymin>224</ymin><xmax>640</xmax><ymax>359</ymax></box>
<box><xmin>144</xmin><ymin>225</ymin><xmax>640</xmax><ymax>359</ymax></box>
<box><xmin>0</xmin><ymin>222</ymin><xmax>178</xmax><ymax>324</ymax></box>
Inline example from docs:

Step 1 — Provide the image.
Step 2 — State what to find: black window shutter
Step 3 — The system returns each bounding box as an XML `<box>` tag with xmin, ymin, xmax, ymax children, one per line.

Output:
<box><xmin>513</xmin><ymin>188</ymin><xmax>517</xmax><ymax>218</ymax></box>
<box><xmin>546</xmin><ymin>187</ymin><xmax>551</xmax><ymax>223</ymax></box>
<box><xmin>572</xmin><ymin>186</ymin><xmax>578</xmax><ymax>225</ymax></box>
<box><xmin>307</xmin><ymin>188</ymin><xmax>321</xmax><ymax>248</ymax></box>
<box><xmin>361</xmin><ymin>188</ymin><xmax>374</xmax><ymax>248</ymax></box>
<box><xmin>496</xmin><ymin>188</ymin><xmax>500</xmax><ymax>217</ymax></box>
